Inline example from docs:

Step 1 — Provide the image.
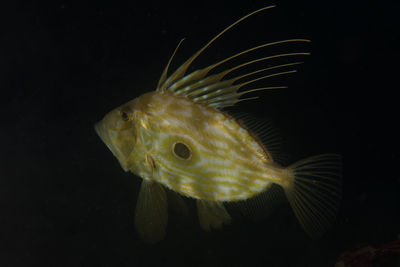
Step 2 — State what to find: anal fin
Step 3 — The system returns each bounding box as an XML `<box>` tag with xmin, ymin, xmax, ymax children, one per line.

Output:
<box><xmin>196</xmin><ymin>200</ymin><xmax>231</xmax><ymax>231</ymax></box>
<box><xmin>231</xmin><ymin>183</ymin><xmax>285</xmax><ymax>220</ymax></box>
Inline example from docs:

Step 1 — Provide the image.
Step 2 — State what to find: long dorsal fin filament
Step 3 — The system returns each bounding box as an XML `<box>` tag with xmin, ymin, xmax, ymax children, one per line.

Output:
<box><xmin>157</xmin><ymin>38</ymin><xmax>185</xmax><ymax>92</ymax></box>
<box><xmin>156</xmin><ymin>6</ymin><xmax>310</xmax><ymax>109</ymax></box>
<box><xmin>158</xmin><ymin>6</ymin><xmax>278</xmax><ymax>92</ymax></box>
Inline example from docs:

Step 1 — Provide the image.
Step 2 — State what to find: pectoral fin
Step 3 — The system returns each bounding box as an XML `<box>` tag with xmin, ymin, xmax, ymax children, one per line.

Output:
<box><xmin>134</xmin><ymin>179</ymin><xmax>168</xmax><ymax>244</ymax></box>
<box><xmin>197</xmin><ymin>200</ymin><xmax>231</xmax><ymax>231</ymax></box>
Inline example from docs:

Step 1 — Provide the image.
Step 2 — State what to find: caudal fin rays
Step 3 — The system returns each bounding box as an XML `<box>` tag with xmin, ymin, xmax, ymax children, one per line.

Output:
<box><xmin>284</xmin><ymin>154</ymin><xmax>342</xmax><ymax>239</ymax></box>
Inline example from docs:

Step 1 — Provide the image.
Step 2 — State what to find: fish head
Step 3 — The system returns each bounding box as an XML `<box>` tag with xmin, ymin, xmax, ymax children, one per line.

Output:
<box><xmin>95</xmin><ymin>97</ymin><xmax>141</xmax><ymax>172</ymax></box>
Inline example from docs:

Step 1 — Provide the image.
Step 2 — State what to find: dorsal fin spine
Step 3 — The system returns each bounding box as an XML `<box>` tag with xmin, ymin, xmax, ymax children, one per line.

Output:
<box><xmin>155</xmin><ymin>6</ymin><xmax>310</xmax><ymax>110</ymax></box>
<box><xmin>159</xmin><ymin>6</ymin><xmax>277</xmax><ymax>91</ymax></box>
<box><xmin>167</xmin><ymin>52</ymin><xmax>307</xmax><ymax>102</ymax></box>
<box><xmin>157</xmin><ymin>38</ymin><xmax>185</xmax><ymax>92</ymax></box>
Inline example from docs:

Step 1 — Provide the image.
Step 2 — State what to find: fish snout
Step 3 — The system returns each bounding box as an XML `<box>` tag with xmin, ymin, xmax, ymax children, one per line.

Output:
<box><xmin>94</xmin><ymin>120</ymin><xmax>130</xmax><ymax>172</ymax></box>
<box><xmin>94</xmin><ymin>121</ymin><xmax>107</xmax><ymax>145</ymax></box>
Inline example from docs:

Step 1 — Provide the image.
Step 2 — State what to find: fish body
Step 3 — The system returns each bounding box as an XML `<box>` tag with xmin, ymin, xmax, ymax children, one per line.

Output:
<box><xmin>98</xmin><ymin>91</ymin><xmax>286</xmax><ymax>201</ymax></box>
<box><xmin>95</xmin><ymin>6</ymin><xmax>342</xmax><ymax>243</ymax></box>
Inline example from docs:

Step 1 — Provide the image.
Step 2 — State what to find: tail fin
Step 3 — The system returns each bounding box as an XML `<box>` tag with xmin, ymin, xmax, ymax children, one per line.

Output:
<box><xmin>284</xmin><ymin>154</ymin><xmax>342</xmax><ymax>239</ymax></box>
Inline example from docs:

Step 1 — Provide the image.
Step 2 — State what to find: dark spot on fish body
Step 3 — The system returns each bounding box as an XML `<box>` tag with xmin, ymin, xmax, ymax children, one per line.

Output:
<box><xmin>173</xmin><ymin>142</ymin><xmax>191</xmax><ymax>160</ymax></box>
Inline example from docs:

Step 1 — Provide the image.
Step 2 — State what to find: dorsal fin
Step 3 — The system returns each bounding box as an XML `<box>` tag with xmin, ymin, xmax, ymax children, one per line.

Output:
<box><xmin>157</xmin><ymin>38</ymin><xmax>185</xmax><ymax>91</ymax></box>
<box><xmin>157</xmin><ymin>6</ymin><xmax>277</xmax><ymax>93</ymax></box>
<box><xmin>230</xmin><ymin>112</ymin><xmax>288</xmax><ymax>165</ymax></box>
<box><xmin>156</xmin><ymin>6</ymin><xmax>310</xmax><ymax>109</ymax></box>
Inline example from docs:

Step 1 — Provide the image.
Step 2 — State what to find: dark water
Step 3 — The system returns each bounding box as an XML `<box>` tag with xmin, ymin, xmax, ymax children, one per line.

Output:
<box><xmin>2</xmin><ymin>1</ymin><xmax>399</xmax><ymax>266</ymax></box>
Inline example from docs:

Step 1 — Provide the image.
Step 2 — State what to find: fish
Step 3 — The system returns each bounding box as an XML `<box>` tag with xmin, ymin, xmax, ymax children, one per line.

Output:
<box><xmin>95</xmin><ymin>6</ymin><xmax>342</xmax><ymax>244</ymax></box>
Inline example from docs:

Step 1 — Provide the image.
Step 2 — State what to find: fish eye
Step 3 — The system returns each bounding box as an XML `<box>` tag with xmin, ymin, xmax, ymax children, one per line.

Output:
<box><xmin>120</xmin><ymin>111</ymin><xmax>129</xmax><ymax>121</ymax></box>
<box><xmin>172</xmin><ymin>142</ymin><xmax>191</xmax><ymax>160</ymax></box>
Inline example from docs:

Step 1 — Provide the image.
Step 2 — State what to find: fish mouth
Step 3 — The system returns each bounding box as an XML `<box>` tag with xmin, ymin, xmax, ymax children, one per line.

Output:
<box><xmin>95</xmin><ymin>122</ymin><xmax>109</xmax><ymax>148</ymax></box>
<box><xmin>94</xmin><ymin>121</ymin><xmax>129</xmax><ymax>172</ymax></box>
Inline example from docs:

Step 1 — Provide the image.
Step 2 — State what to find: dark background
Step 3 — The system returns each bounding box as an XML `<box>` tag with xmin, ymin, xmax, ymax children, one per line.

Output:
<box><xmin>1</xmin><ymin>0</ymin><xmax>399</xmax><ymax>266</ymax></box>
